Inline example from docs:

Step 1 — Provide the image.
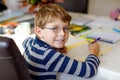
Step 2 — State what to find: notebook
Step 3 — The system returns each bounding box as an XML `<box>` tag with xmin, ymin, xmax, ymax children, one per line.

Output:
<box><xmin>87</xmin><ymin>31</ymin><xmax>120</xmax><ymax>43</ymax></box>
<box><xmin>71</xmin><ymin>18</ymin><xmax>93</xmax><ymax>25</ymax></box>
<box><xmin>87</xmin><ymin>17</ymin><xmax>120</xmax><ymax>27</ymax></box>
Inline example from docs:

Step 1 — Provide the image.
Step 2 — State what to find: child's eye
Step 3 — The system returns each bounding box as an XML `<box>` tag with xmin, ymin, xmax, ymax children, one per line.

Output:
<box><xmin>44</xmin><ymin>27</ymin><xmax>70</xmax><ymax>33</ymax></box>
<box><xmin>63</xmin><ymin>27</ymin><xmax>70</xmax><ymax>31</ymax></box>
<box><xmin>44</xmin><ymin>27</ymin><xmax>59</xmax><ymax>32</ymax></box>
<box><xmin>52</xmin><ymin>27</ymin><xmax>59</xmax><ymax>31</ymax></box>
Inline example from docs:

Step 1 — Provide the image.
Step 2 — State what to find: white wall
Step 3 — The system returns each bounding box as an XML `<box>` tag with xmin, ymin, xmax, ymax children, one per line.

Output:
<box><xmin>88</xmin><ymin>0</ymin><xmax>120</xmax><ymax>16</ymax></box>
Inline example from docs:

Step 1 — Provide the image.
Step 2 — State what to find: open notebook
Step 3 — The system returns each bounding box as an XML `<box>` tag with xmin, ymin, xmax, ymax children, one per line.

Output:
<box><xmin>87</xmin><ymin>31</ymin><xmax>120</xmax><ymax>43</ymax></box>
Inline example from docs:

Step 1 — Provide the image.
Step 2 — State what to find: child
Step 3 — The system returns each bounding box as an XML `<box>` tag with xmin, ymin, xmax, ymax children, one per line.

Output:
<box><xmin>22</xmin><ymin>3</ymin><xmax>100</xmax><ymax>80</ymax></box>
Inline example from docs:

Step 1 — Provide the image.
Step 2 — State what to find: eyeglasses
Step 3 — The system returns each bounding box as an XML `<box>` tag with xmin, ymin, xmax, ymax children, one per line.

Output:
<box><xmin>44</xmin><ymin>27</ymin><xmax>70</xmax><ymax>33</ymax></box>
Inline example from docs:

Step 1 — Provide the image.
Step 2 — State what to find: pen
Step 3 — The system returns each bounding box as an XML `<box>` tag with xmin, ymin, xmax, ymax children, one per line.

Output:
<box><xmin>91</xmin><ymin>37</ymin><xmax>101</xmax><ymax>44</ymax></box>
<box><xmin>112</xmin><ymin>28</ymin><xmax>120</xmax><ymax>33</ymax></box>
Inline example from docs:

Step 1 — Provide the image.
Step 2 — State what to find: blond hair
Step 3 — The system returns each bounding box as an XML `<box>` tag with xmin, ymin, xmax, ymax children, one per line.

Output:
<box><xmin>34</xmin><ymin>3</ymin><xmax>71</xmax><ymax>28</ymax></box>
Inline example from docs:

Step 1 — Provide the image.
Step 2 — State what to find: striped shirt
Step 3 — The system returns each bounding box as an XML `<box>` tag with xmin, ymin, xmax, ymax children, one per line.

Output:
<box><xmin>22</xmin><ymin>37</ymin><xmax>100</xmax><ymax>80</ymax></box>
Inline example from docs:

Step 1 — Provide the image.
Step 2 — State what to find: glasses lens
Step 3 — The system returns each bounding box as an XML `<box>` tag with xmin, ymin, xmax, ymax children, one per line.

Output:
<box><xmin>64</xmin><ymin>27</ymin><xmax>70</xmax><ymax>32</ymax></box>
<box><xmin>44</xmin><ymin>27</ymin><xmax>70</xmax><ymax>33</ymax></box>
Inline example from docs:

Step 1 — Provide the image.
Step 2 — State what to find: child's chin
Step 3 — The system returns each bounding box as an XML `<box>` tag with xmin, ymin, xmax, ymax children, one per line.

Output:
<box><xmin>55</xmin><ymin>45</ymin><xmax>64</xmax><ymax>48</ymax></box>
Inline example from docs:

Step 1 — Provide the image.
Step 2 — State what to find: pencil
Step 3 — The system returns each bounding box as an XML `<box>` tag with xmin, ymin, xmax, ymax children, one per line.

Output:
<box><xmin>91</xmin><ymin>37</ymin><xmax>101</xmax><ymax>44</ymax></box>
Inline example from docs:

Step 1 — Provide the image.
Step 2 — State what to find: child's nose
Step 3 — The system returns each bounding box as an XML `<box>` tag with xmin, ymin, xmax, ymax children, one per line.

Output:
<box><xmin>59</xmin><ymin>28</ymin><xmax>65</xmax><ymax>35</ymax></box>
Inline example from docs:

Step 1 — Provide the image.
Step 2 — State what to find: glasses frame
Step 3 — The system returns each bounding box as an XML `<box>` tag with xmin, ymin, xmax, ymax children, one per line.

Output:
<box><xmin>44</xmin><ymin>27</ymin><xmax>71</xmax><ymax>33</ymax></box>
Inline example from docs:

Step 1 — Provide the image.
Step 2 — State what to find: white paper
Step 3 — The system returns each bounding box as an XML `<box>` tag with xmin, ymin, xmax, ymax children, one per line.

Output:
<box><xmin>71</xmin><ymin>17</ymin><xmax>93</xmax><ymax>25</ymax></box>
<box><xmin>87</xmin><ymin>17</ymin><xmax>120</xmax><ymax>27</ymax></box>
<box><xmin>87</xmin><ymin>31</ymin><xmax>120</xmax><ymax>43</ymax></box>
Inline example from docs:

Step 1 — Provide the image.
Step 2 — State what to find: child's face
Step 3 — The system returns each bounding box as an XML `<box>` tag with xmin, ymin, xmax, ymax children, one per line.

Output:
<box><xmin>36</xmin><ymin>18</ymin><xmax>70</xmax><ymax>48</ymax></box>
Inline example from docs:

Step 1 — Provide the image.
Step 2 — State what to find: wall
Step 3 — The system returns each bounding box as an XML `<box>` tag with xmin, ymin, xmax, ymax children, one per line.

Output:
<box><xmin>88</xmin><ymin>0</ymin><xmax>120</xmax><ymax>16</ymax></box>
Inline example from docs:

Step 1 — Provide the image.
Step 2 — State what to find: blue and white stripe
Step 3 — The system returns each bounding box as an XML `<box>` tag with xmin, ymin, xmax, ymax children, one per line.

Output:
<box><xmin>23</xmin><ymin>37</ymin><xmax>100</xmax><ymax>80</ymax></box>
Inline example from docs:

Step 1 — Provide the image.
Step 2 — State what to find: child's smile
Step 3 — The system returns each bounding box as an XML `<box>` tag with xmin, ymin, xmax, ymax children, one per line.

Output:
<box><xmin>36</xmin><ymin>18</ymin><xmax>70</xmax><ymax>48</ymax></box>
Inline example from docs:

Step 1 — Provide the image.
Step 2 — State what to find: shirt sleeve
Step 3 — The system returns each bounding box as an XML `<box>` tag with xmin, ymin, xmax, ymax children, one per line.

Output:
<box><xmin>44</xmin><ymin>50</ymin><xmax>100</xmax><ymax>78</ymax></box>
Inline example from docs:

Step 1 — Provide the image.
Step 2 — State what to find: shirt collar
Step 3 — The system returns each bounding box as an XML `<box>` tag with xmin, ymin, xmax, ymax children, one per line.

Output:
<box><xmin>35</xmin><ymin>36</ymin><xmax>53</xmax><ymax>48</ymax></box>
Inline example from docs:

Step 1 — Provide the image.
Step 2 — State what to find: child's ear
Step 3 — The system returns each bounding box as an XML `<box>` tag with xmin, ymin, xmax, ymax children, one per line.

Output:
<box><xmin>35</xmin><ymin>27</ymin><xmax>43</xmax><ymax>38</ymax></box>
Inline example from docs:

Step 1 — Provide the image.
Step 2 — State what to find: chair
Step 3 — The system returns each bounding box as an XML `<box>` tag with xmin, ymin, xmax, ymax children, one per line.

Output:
<box><xmin>0</xmin><ymin>36</ymin><xmax>31</xmax><ymax>80</ymax></box>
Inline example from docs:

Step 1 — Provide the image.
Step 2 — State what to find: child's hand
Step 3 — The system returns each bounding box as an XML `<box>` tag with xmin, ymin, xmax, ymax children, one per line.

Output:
<box><xmin>55</xmin><ymin>46</ymin><xmax>67</xmax><ymax>54</ymax></box>
<box><xmin>88</xmin><ymin>41</ymin><xmax>100</xmax><ymax>56</ymax></box>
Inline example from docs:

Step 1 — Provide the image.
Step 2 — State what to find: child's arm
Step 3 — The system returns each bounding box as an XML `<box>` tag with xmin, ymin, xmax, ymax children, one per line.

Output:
<box><xmin>46</xmin><ymin>50</ymin><xmax>100</xmax><ymax>78</ymax></box>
